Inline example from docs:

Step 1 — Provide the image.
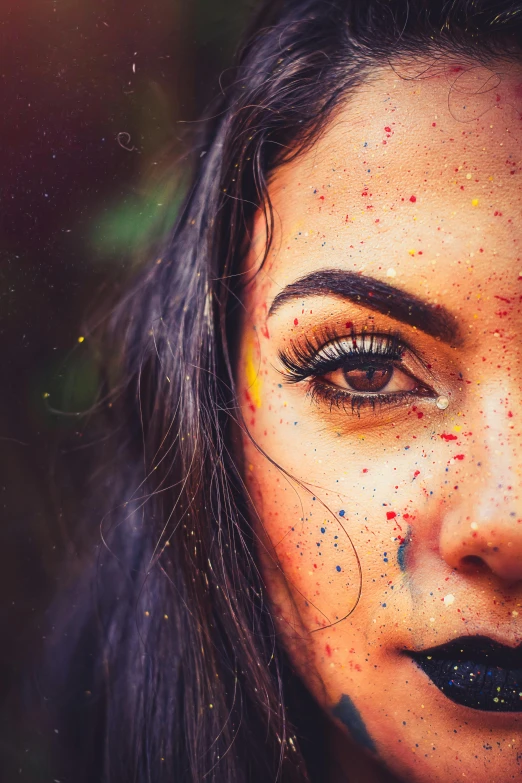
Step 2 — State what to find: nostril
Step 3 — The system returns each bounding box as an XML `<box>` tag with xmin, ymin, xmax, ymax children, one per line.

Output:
<box><xmin>461</xmin><ymin>554</ymin><xmax>488</xmax><ymax>571</ymax></box>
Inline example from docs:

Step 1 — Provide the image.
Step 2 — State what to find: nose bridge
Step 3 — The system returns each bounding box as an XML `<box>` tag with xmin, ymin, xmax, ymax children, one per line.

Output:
<box><xmin>439</xmin><ymin>383</ymin><xmax>522</xmax><ymax>582</ymax></box>
<box><xmin>477</xmin><ymin>392</ymin><xmax>520</xmax><ymax>520</ymax></box>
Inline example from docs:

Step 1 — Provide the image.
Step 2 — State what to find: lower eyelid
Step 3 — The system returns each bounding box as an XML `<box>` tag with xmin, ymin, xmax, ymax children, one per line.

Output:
<box><xmin>306</xmin><ymin>374</ymin><xmax>436</xmax><ymax>414</ymax></box>
<box><xmin>307</xmin><ymin>381</ymin><xmax>419</xmax><ymax>415</ymax></box>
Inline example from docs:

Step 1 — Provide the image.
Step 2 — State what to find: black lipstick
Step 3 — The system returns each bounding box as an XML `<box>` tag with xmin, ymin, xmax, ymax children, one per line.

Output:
<box><xmin>407</xmin><ymin>636</ymin><xmax>522</xmax><ymax>712</ymax></box>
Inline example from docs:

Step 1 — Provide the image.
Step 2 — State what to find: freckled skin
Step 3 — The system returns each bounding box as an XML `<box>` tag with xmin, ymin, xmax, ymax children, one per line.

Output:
<box><xmin>236</xmin><ymin>61</ymin><xmax>522</xmax><ymax>783</ymax></box>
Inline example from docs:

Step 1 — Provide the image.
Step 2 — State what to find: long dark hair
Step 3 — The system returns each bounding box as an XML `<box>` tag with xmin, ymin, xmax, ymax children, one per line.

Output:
<box><xmin>40</xmin><ymin>2</ymin><xmax>522</xmax><ymax>781</ymax></box>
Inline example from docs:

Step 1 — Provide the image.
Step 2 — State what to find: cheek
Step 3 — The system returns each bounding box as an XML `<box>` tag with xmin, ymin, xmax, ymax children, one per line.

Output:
<box><xmin>240</xmin><ymin>410</ymin><xmax>447</xmax><ymax>635</ymax></box>
<box><xmin>237</xmin><ymin>328</ymin><xmax>474</xmax><ymax>641</ymax></box>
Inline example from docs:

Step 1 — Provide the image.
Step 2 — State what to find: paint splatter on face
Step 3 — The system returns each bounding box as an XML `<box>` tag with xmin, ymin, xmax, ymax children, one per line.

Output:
<box><xmin>237</xmin><ymin>60</ymin><xmax>522</xmax><ymax>783</ymax></box>
<box><xmin>333</xmin><ymin>694</ymin><xmax>376</xmax><ymax>752</ymax></box>
<box><xmin>397</xmin><ymin>525</ymin><xmax>413</xmax><ymax>573</ymax></box>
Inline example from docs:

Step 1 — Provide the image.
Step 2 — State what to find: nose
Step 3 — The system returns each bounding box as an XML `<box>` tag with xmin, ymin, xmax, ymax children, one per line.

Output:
<box><xmin>439</xmin><ymin>395</ymin><xmax>522</xmax><ymax>583</ymax></box>
<box><xmin>439</xmin><ymin>506</ymin><xmax>522</xmax><ymax>582</ymax></box>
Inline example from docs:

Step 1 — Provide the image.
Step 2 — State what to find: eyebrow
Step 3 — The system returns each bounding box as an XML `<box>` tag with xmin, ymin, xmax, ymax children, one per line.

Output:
<box><xmin>267</xmin><ymin>269</ymin><xmax>461</xmax><ymax>344</ymax></box>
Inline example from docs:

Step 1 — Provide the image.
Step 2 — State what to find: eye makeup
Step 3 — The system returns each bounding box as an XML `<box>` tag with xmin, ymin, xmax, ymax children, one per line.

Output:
<box><xmin>277</xmin><ymin>324</ymin><xmax>440</xmax><ymax>415</ymax></box>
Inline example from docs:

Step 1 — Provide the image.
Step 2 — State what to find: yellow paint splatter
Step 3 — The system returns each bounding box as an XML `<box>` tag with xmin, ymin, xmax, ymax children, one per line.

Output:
<box><xmin>78</xmin><ymin>335</ymin><xmax>85</xmax><ymax>343</ymax></box>
<box><xmin>245</xmin><ymin>340</ymin><xmax>262</xmax><ymax>408</ymax></box>
<box><xmin>471</xmin><ymin>198</ymin><xmax>479</xmax><ymax>207</ymax></box>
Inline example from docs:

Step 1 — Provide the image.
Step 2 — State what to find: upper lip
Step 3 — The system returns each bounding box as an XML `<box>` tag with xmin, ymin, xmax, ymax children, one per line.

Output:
<box><xmin>405</xmin><ymin>635</ymin><xmax>522</xmax><ymax>668</ymax></box>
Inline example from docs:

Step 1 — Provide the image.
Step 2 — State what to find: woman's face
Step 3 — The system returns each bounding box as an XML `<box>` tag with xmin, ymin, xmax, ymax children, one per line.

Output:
<box><xmin>236</xmin><ymin>61</ymin><xmax>522</xmax><ymax>782</ymax></box>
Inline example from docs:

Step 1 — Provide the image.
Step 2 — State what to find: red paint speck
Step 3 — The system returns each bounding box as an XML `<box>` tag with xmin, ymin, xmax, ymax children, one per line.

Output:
<box><xmin>325</xmin><ymin>644</ymin><xmax>332</xmax><ymax>658</ymax></box>
<box><xmin>362</xmin><ymin>468</ymin><xmax>368</xmax><ymax>473</ymax></box>
<box><xmin>345</xmin><ymin>321</ymin><xmax>353</xmax><ymax>329</ymax></box>
<box><xmin>245</xmin><ymin>390</ymin><xmax>256</xmax><ymax>414</ymax></box>
<box><xmin>440</xmin><ymin>433</ymin><xmax>458</xmax><ymax>441</ymax></box>
<box><xmin>414</xmin><ymin>470</ymin><xmax>420</xmax><ymax>477</ymax></box>
<box><xmin>454</xmin><ymin>454</ymin><xmax>465</xmax><ymax>461</ymax></box>
<box><xmin>384</xmin><ymin>126</ymin><xmax>391</xmax><ymax>133</ymax></box>
<box><xmin>409</xmin><ymin>195</ymin><xmax>417</xmax><ymax>203</ymax></box>
<box><xmin>293</xmin><ymin>318</ymin><xmax>298</xmax><ymax>326</ymax></box>
<box><xmin>386</xmin><ymin>511</ymin><xmax>397</xmax><ymax>520</ymax></box>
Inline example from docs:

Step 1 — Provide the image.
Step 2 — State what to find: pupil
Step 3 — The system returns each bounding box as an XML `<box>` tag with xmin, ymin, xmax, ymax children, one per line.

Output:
<box><xmin>343</xmin><ymin>365</ymin><xmax>393</xmax><ymax>392</ymax></box>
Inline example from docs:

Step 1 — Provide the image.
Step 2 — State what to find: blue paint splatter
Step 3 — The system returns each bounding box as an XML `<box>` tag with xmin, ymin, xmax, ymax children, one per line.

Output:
<box><xmin>397</xmin><ymin>525</ymin><xmax>413</xmax><ymax>572</ymax></box>
<box><xmin>332</xmin><ymin>694</ymin><xmax>376</xmax><ymax>752</ymax></box>
<box><xmin>339</xmin><ymin>510</ymin><xmax>345</xmax><ymax>517</ymax></box>
<box><xmin>336</xmin><ymin>565</ymin><xmax>341</xmax><ymax>572</ymax></box>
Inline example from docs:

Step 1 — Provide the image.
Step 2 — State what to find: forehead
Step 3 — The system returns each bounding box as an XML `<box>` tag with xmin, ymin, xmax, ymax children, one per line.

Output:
<box><xmin>245</xmin><ymin>61</ymin><xmax>522</xmax><ymax>306</ymax></box>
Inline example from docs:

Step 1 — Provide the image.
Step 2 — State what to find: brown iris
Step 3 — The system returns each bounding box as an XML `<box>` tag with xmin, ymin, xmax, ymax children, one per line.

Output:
<box><xmin>343</xmin><ymin>364</ymin><xmax>393</xmax><ymax>392</ymax></box>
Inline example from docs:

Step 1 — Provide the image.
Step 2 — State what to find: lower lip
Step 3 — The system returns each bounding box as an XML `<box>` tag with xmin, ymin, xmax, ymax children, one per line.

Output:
<box><xmin>410</xmin><ymin>655</ymin><xmax>522</xmax><ymax>712</ymax></box>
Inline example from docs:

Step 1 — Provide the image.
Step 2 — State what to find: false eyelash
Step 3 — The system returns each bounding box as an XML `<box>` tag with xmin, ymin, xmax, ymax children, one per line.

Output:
<box><xmin>306</xmin><ymin>380</ymin><xmax>421</xmax><ymax>416</ymax></box>
<box><xmin>277</xmin><ymin>326</ymin><xmax>405</xmax><ymax>384</ymax></box>
<box><xmin>276</xmin><ymin>325</ymin><xmax>433</xmax><ymax>415</ymax></box>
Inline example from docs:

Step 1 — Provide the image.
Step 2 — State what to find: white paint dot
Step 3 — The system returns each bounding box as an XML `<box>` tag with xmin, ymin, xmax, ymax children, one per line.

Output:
<box><xmin>443</xmin><ymin>594</ymin><xmax>455</xmax><ymax>606</ymax></box>
<box><xmin>436</xmin><ymin>395</ymin><xmax>449</xmax><ymax>410</ymax></box>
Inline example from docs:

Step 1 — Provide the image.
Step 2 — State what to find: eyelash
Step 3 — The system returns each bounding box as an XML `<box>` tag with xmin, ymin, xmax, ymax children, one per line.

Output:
<box><xmin>277</xmin><ymin>326</ymin><xmax>435</xmax><ymax>415</ymax></box>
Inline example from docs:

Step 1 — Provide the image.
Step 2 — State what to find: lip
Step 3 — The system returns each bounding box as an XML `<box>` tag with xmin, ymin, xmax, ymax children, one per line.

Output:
<box><xmin>406</xmin><ymin>636</ymin><xmax>522</xmax><ymax>712</ymax></box>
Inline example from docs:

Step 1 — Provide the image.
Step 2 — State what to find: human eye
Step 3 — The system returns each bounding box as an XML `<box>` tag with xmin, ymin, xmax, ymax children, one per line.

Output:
<box><xmin>277</xmin><ymin>328</ymin><xmax>436</xmax><ymax>415</ymax></box>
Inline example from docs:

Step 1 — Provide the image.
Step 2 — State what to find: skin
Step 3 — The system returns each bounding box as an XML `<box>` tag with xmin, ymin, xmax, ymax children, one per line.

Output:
<box><xmin>235</xmin><ymin>59</ymin><xmax>522</xmax><ymax>782</ymax></box>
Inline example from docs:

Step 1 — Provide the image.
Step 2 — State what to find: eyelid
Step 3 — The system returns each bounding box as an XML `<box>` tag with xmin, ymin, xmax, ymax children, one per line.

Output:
<box><xmin>314</xmin><ymin>334</ymin><xmax>402</xmax><ymax>361</ymax></box>
<box><xmin>276</xmin><ymin>326</ymin><xmax>442</xmax><ymax>416</ymax></box>
<box><xmin>279</xmin><ymin>328</ymin><xmax>411</xmax><ymax>380</ymax></box>
<box><xmin>297</xmin><ymin>327</ymin><xmax>438</xmax><ymax>386</ymax></box>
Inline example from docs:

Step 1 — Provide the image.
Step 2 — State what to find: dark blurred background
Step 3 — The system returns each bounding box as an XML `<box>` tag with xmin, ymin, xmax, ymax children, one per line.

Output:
<box><xmin>1</xmin><ymin>0</ymin><xmax>249</xmax><ymax>776</ymax></box>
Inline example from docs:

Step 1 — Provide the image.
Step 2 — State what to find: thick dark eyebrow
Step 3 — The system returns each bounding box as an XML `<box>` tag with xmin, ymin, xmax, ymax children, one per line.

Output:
<box><xmin>267</xmin><ymin>269</ymin><xmax>461</xmax><ymax>344</ymax></box>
